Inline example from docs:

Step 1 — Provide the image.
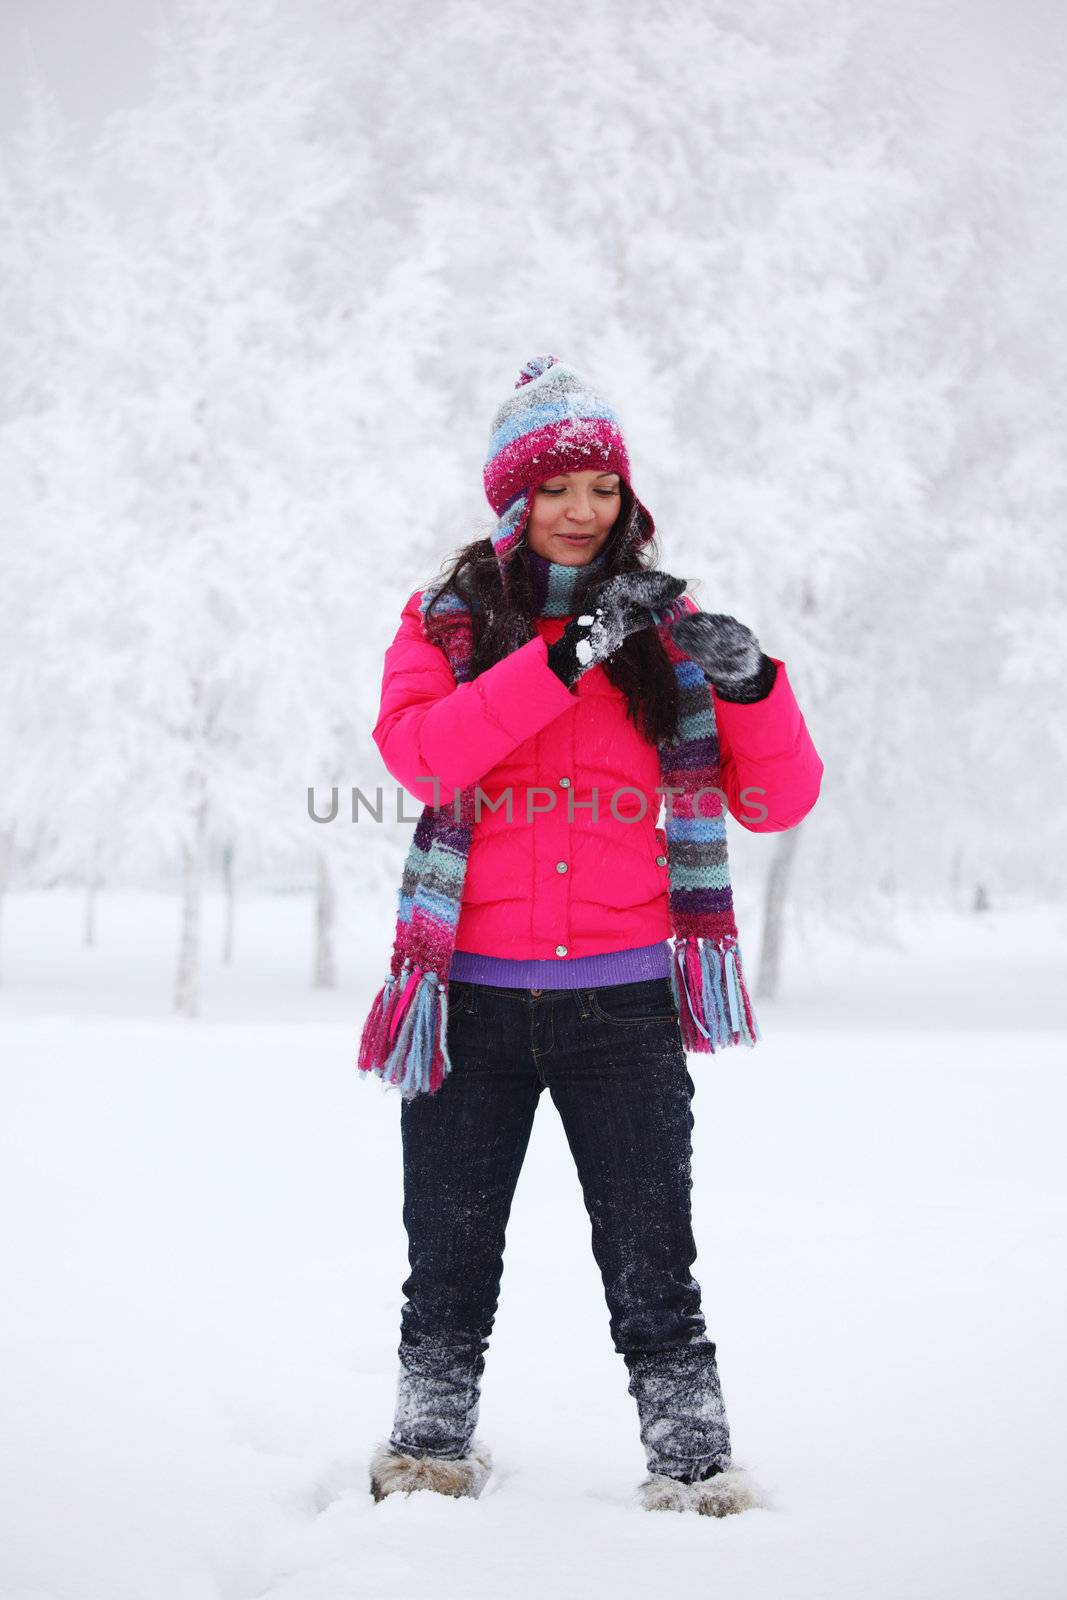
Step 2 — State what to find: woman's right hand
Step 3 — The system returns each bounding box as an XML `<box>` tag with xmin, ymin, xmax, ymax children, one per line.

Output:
<box><xmin>545</xmin><ymin>570</ymin><xmax>687</xmax><ymax>689</ymax></box>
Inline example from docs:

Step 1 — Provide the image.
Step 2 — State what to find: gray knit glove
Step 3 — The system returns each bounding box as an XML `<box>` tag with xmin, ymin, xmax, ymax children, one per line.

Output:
<box><xmin>668</xmin><ymin>612</ymin><xmax>778</xmax><ymax>703</ymax></box>
<box><xmin>546</xmin><ymin>571</ymin><xmax>687</xmax><ymax>689</ymax></box>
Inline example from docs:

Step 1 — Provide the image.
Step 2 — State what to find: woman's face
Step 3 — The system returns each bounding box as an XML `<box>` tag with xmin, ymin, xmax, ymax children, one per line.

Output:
<box><xmin>526</xmin><ymin>469</ymin><xmax>622</xmax><ymax>564</ymax></box>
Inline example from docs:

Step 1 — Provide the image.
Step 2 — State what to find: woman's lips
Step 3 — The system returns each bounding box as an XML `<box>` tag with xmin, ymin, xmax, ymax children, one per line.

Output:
<box><xmin>558</xmin><ymin>533</ymin><xmax>595</xmax><ymax>543</ymax></box>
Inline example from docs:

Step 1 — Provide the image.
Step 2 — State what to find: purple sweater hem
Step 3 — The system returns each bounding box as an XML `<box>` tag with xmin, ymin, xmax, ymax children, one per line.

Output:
<box><xmin>447</xmin><ymin>942</ymin><xmax>672</xmax><ymax>990</ymax></box>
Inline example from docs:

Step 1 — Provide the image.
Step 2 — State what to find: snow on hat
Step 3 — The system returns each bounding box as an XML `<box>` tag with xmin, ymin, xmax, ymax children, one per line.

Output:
<box><xmin>483</xmin><ymin>354</ymin><xmax>656</xmax><ymax>568</ymax></box>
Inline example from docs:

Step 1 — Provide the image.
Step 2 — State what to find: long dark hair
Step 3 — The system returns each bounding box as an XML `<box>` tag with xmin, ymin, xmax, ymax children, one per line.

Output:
<box><xmin>424</xmin><ymin>483</ymin><xmax>681</xmax><ymax>747</ymax></box>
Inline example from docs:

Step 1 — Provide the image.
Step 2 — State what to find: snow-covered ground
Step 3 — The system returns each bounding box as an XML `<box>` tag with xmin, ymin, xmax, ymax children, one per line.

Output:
<box><xmin>1</xmin><ymin>891</ymin><xmax>1065</xmax><ymax>1600</ymax></box>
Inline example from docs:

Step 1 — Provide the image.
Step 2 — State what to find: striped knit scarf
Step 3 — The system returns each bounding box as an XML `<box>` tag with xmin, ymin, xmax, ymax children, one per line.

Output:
<box><xmin>357</xmin><ymin>553</ymin><xmax>760</xmax><ymax>1099</ymax></box>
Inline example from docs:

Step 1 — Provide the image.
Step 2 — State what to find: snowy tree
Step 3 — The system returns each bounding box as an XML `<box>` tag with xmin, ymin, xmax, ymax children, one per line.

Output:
<box><xmin>0</xmin><ymin>61</ymin><xmax>127</xmax><ymax>970</ymax></box>
<box><xmin>83</xmin><ymin>0</ymin><xmax>371</xmax><ymax>1012</ymax></box>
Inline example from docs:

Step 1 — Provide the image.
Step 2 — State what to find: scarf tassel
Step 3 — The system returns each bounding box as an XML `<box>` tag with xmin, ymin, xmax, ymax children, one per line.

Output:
<box><xmin>356</xmin><ymin>963</ymin><xmax>453</xmax><ymax>1098</ymax></box>
<box><xmin>671</xmin><ymin>936</ymin><xmax>760</xmax><ymax>1052</ymax></box>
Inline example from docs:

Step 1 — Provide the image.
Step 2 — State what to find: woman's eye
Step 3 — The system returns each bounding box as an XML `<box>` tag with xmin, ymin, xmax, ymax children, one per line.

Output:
<box><xmin>539</xmin><ymin>485</ymin><xmax>619</xmax><ymax>496</ymax></box>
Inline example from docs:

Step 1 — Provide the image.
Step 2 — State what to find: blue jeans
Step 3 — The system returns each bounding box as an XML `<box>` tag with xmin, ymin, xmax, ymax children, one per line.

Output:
<box><xmin>388</xmin><ymin>977</ymin><xmax>733</xmax><ymax>1482</ymax></box>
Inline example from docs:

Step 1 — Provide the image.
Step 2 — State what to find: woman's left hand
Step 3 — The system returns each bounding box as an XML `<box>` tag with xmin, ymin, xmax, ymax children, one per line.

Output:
<box><xmin>668</xmin><ymin>611</ymin><xmax>778</xmax><ymax>703</ymax></box>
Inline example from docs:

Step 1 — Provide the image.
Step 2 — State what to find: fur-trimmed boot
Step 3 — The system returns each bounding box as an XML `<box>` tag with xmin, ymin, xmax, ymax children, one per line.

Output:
<box><xmin>637</xmin><ymin>1464</ymin><xmax>768</xmax><ymax>1517</ymax></box>
<box><xmin>369</xmin><ymin>1439</ymin><xmax>493</xmax><ymax>1503</ymax></box>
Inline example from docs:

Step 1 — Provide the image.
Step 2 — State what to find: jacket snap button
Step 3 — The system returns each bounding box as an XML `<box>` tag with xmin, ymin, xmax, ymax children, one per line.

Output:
<box><xmin>558</xmin><ymin>777</ymin><xmax>571</xmax><ymax>788</ymax></box>
<box><xmin>656</xmin><ymin>854</ymin><xmax>667</xmax><ymax>866</ymax></box>
<box><xmin>555</xmin><ymin>944</ymin><xmax>568</xmax><ymax>957</ymax></box>
<box><xmin>555</xmin><ymin>861</ymin><xmax>568</xmax><ymax>873</ymax></box>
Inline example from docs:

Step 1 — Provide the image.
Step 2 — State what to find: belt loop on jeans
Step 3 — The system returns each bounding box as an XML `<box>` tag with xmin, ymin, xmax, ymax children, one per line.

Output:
<box><xmin>575</xmin><ymin>988</ymin><xmax>593</xmax><ymax>1019</ymax></box>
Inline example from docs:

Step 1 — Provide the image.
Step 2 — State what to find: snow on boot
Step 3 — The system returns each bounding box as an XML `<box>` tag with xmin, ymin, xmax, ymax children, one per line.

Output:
<box><xmin>368</xmin><ymin>1438</ymin><xmax>493</xmax><ymax>1503</ymax></box>
<box><xmin>637</xmin><ymin>1464</ymin><xmax>768</xmax><ymax>1517</ymax></box>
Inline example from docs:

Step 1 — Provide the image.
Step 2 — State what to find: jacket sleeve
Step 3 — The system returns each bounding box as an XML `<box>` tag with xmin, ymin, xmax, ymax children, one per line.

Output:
<box><xmin>711</xmin><ymin>658</ymin><xmax>824</xmax><ymax>831</ymax></box>
<box><xmin>674</xmin><ymin>590</ymin><xmax>823</xmax><ymax>832</ymax></box>
<box><xmin>371</xmin><ymin>589</ymin><xmax>579</xmax><ymax>806</ymax></box>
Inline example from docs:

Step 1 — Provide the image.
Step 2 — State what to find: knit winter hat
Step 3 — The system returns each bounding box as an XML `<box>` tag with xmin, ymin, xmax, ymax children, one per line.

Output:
<box><xmin>483</xmin><ymin>354</ymin><xmax>656</xmax><ymax>571</ymax></box>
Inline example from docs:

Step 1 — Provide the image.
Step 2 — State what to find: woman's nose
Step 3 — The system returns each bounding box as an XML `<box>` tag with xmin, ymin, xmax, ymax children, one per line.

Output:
<box><xmin>566</xmin><ymin>498</ymin><xmax>597</xmax><ymax>524</ymax></box>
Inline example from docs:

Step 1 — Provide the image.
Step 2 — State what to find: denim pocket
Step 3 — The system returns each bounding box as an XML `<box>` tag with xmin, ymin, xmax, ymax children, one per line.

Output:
<box><xmin>447</xmin><ymin>980</ymin><xmax>476</xmax><ymax>1017</ymax></box>
<box><xmin>588</xmin><ymin>978</ymin><xmax>678</xmax><ymax>1026</ymax></box>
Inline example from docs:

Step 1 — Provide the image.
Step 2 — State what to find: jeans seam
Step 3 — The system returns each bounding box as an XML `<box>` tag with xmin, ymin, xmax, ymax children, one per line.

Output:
<box><xmin>589</xmin><ymin>998</ymin><xmax>679</xmax><ymax>1026</ymax></box>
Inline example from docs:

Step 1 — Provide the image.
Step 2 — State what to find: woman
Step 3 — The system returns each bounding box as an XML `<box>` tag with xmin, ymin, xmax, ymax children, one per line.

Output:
<box><xmin>359</xmin><ymin>355</ymin><xmax>823</xmax><ymax>1516</ymax></box>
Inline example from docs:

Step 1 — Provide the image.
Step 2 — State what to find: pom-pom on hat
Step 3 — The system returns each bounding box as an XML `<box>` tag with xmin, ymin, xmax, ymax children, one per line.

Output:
<box><xmin>483</xmin><ymin>354</ymin><xmax>656</xmax><ymax>570</ymax></box>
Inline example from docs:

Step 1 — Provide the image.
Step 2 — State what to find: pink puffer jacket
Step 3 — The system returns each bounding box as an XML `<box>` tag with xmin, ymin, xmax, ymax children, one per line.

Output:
<box><xmin>372</xmin><ymin>590</ymin><xmax>823</xmax><ymax>961</ymax></box>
